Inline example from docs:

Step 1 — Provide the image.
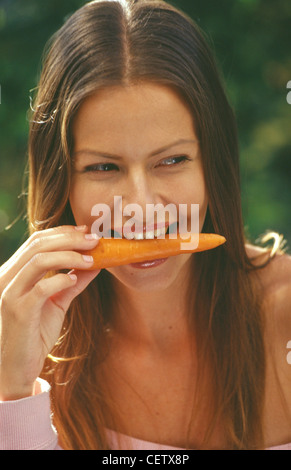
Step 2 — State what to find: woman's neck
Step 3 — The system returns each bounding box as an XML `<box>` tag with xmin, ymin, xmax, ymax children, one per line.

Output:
<box><xmin>109</xmin><ymin>267</ymin><xmax>194</xmax><ymax>353</ymax></box>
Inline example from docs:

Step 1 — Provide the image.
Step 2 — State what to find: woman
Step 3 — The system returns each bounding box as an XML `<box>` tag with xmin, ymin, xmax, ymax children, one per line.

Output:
<box><xmin>0</xmin><ymin>0</ymin><xmax>291</xmax><ymax>450</ymax></box>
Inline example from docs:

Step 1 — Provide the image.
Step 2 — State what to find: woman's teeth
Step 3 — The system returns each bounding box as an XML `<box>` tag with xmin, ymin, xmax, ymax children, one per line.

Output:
<box><xmin>109</xmin><ymin>223</ymin><xmax>177</xmax><ymax>239</ymax></box>
<box><xmin>131</xmin><ymin>227</ymin><xmax>168</xmax><ymax>240</ymax></box>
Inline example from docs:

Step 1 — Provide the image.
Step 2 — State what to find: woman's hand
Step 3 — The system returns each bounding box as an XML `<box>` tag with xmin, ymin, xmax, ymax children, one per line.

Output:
<box><xmin>0</xmin><ymin>225</ymin><xmax>100</xmax><ymax>401</ymax></box>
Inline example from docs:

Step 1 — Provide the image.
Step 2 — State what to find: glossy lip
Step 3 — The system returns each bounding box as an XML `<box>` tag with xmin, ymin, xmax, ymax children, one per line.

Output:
<box><xmin>129</xmin><ymin>258</ymin><xmax>168</xmax><ymax>269</ymax></box>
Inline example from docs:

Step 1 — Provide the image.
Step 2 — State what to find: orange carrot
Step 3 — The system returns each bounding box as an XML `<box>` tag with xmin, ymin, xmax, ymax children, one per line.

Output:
<box><xmin>80</xmin><ymin>233</ymin><xmax>226</xmax><ymax>270</ymax></box>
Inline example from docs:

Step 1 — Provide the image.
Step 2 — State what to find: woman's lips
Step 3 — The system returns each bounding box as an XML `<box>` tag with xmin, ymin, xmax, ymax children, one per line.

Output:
<box><xmin>129</xmin><ymin>258</ymin><xmax>168</xmax><ymax>269</ymax></box>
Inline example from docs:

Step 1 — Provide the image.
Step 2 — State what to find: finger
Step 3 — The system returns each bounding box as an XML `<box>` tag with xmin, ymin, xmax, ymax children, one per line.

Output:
<box><xmin>50</xmin><ymin>269</ymin><xmax>100</xmax><ymax>312</ymax></box>
<box><xmin>0</xmin><ymin>228</ymin><xmax>98</xmax><ymax>294</ymax></box>
<box><xmin>7</xmin><ymin>250</ymin><xmax>96</xmax><ymax>297</ymax></box>
<box><xmin>29</xmin><ymin>272</ymin><xmax>79</xmax><ymax>309</ymax></box>
<box><xmin>0</xmin><ymin>225</ymin><xmax>90</xmax><ymax>283</ymax></box>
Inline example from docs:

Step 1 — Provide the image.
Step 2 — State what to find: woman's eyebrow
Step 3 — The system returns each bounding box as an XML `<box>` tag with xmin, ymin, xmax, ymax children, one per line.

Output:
<box><xmin>73</xmin><ymin>149</ymin><xmax>123</xmax><ymax>160</ymax></box>
<box><xmin>149</xmin><ymin>138</ymin><xmax>197</xmax><ymax>157</ymax></box>
<box><xmin>73</xmin><ymin>138</ymin><xmax>197</xmax><ymax>161</ymax></box>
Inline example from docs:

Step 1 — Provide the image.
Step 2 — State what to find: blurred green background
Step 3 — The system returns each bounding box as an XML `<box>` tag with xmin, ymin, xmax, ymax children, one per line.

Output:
<box><xmin>0</xmin><ymin>0</ymin><xmax>290</xmax><ymax>265</ymax></box>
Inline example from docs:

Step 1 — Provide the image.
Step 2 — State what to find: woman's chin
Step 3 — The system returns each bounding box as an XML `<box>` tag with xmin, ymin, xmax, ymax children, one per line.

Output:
<box><xmin>106</xmin><ymin>253</ymin><xmax>192</xmax><ymax>293</ymax></box>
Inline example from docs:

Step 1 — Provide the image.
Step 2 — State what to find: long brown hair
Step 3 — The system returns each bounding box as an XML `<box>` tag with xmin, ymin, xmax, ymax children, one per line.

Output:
<box><xmin>28</xmin><ymin>0</ymin><xmax>267</xmax><ymax>449</ymax></box>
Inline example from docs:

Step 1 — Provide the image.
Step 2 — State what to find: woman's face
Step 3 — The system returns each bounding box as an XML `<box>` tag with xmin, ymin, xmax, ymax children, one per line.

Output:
<box><xmin>70</xmin><ymin>83</ymin><xmax>208</xmax><ymax>291</ymax></box>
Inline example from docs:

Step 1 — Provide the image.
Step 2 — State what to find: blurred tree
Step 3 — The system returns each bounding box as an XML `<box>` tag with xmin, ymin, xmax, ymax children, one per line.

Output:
<box><xmin>0</xmin><ymin>0</ymin><xmax>87</xmax><ymax>263</ymax></box>
<box><xmin>0</xmin><ymin>0</ymin><xmax>290</xmax><ymax>265</ymax></box>
<box><xmin>178</xmin><ymin>0</ymin><xmax>291</xmax><ymax>248</ymax></box>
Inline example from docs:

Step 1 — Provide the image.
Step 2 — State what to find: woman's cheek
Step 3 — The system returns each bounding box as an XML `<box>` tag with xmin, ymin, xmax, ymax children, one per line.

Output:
<box><xmin>69</xmin><ymin>181</ymin><xmax>92</xmax><ymax>225</ymax></box>
<box><xmin>69</xmin><ymin>182</ymin><xmax>114</xmax><ymax>230</ymax></box>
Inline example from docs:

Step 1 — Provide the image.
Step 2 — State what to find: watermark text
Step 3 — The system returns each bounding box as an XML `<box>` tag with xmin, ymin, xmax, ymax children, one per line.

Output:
<box><xmin>90</xmin><ymin>196</ymin><xmax>199</xmax><ymax>251</ymax></box>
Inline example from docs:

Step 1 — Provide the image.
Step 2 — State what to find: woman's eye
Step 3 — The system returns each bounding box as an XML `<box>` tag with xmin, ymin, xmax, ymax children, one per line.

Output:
<box><xmin>83</xmin><ymin>163</ymin><xmax>119</xmax><ymax>173</ymax></box>
<box><xmin>157</xmin><ymin>155</ymin><xmax>191</xmax><ymax>167</ymax></box>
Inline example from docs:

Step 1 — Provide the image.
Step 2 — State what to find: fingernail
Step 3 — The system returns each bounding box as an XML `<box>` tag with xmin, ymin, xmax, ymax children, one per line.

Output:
<box><xmin>84</xmin><ymin>233</ymin><xmax>99</xmax><ymax>240</ymax></box>
<box><xmin>75</xmin><ymin>225</ymin><xmax>87</xmax><ymax>231</ymax></box>
<box><xmin>68</xmin><ymin>273</ymin><xmax>77</xmax><ymax>282</ymax></box>
<box><xmin>82</xmin><ymin>255</ymin><xmax>94</xmax><ymax>263</ymax></box>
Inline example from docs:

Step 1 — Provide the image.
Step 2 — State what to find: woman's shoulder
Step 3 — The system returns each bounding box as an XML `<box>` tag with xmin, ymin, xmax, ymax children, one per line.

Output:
<box><xmin>246</xmin><ymin>243</ymin><xmax>291</xmax><ymax>337</ymax></box>
<box><xmin>246</xmin><ymin>242</ymin><xmax>291</xmax><ymax>354</ymax></box>
<box><xmin>249</xmin><ymin>245</ymin><xmax>291</xmax><ymax>445</ymax></box>
<box><xmin>246</xmin><ymin>243</ymin><xmax>291</xmax><ymax>296</ymax></box>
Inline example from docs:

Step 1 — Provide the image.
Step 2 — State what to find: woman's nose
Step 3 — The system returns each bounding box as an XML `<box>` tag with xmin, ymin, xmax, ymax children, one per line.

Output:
<box><xmin>121</xmin><ymin>169</ymin><xmax>160</xmax><ymax>226</ymax></box>
<box><xmin>122</xmin><ymin>168</ymin><xmax>157</xmax><ymax>209</ymax></box>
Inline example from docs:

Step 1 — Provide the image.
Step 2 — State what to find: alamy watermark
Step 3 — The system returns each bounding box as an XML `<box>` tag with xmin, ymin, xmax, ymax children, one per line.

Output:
<box><xmin>286</xmin><ymin>340</ymin><xmax>291</xmax><ymax>364</ymax></box>
<box><xmin>287</xmin><ymin>81</ymin><xmax>291</xmax><ymax>105</ymax></box>
<box><xmin>90</xmin><ymin>196</ymin><xmax>199</xmax><ymax>251</ymax></box>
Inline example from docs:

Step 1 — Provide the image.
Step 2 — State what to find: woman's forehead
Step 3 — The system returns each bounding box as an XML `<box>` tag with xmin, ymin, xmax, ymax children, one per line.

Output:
<box><xmin>72</xmin><ymin>82</ymin><xmax>198</xmax><ymax>152</ymax></box>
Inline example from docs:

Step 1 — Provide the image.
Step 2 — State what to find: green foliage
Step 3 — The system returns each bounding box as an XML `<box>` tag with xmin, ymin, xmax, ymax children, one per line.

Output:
<box><xmin>0</xmin><ymin>0</ymin><xmax>290</xmax><ymax>264</ymax></box>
